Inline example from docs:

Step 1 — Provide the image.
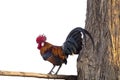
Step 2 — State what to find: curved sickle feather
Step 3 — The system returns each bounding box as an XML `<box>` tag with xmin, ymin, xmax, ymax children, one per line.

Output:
<box><xmin>78</xmin><ymin>27</ymin><xmax>95</xmax><ymax>50</ymax></box>
<box><xmin>68</xmin><ymin>27</ymin><xmax>95</xmax><ymax>50</ymax></box>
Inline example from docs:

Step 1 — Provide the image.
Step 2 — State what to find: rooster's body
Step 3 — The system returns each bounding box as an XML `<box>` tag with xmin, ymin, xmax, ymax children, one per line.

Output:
<box><xmin>40</xmin><ymin>42</ymin><xmax>67</xmax><ymax>65</ymax></box>
<box><xmin>36</xmin><ymin>27</ymin><xmax>94</xmax><ymax>74</ymax></box>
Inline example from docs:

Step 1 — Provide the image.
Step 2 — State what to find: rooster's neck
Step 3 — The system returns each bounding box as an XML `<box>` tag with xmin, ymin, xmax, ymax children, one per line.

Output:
<box><xmin>40</xmin><ymin>42</ymin><xmax>53</xmax><ymax>54</ymax></box>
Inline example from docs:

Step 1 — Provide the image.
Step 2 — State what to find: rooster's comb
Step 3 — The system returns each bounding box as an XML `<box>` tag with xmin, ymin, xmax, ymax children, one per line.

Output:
<box><xmin>36</xmin><ymin>35</ymin><xmax>46</xmax><ymax>43</ymax></box>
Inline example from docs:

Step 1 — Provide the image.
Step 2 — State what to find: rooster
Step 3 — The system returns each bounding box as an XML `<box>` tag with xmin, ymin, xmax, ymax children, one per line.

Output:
<box><xmin>36</xmin><ymin>27</ymin><xmax>94</xmax><ymax>74</ymax></box>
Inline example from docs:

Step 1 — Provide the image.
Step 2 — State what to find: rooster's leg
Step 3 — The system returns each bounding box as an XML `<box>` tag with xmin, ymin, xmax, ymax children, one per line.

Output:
<box><xmin>48</xmin><ymin>65</ymin><xmax>55</xmax><ymax>74</ymax></box>
<box><xmin>55</xmin><ymin>64</ymin><xmax>62</xmax><ymax>75</ymax></box>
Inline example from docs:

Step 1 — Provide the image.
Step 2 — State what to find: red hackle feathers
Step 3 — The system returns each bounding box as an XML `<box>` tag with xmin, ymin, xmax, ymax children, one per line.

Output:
<box><xmin>36</xmin><ymin>35</ymin><xmax>47</xmax><ymax>43</ymax></box>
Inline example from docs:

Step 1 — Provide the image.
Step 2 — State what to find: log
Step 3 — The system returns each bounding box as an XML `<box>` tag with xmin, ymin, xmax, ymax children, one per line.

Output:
<box><xmin>0</xmin><ymin>70</ymin><xmax>77</xmax><ymax>80</ymax></box>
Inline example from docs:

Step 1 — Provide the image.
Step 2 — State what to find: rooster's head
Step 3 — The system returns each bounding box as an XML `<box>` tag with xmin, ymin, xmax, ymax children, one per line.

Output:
<box><xmin>36</xmin><ymin>35</ymin><xmax>46</xmax><ymax>49</ymax></box>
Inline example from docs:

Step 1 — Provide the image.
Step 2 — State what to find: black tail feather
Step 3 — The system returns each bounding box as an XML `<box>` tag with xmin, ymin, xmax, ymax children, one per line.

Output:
<box><xmin>81</xmin><ymin>28</ymin><xmax>95</xmax><ymax>50</ymax></box>
<box><xmin>62</xmin><ymin>27</ymin><xmax>94</xmax><ymax>55</ymax></box>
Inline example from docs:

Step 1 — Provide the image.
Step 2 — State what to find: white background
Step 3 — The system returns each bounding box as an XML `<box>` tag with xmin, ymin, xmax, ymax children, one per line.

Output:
<box><xmin>0</xmin><ymin>0</ymin><xmax>86</xmax><ymax>79</ymax></box>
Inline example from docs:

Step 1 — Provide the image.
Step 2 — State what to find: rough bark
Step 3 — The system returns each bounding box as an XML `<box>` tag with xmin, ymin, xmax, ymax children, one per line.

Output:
<box><xmin>77</xmin><ymin>0</ymin><xmax>120</xmax><ymax>80</ymax></box>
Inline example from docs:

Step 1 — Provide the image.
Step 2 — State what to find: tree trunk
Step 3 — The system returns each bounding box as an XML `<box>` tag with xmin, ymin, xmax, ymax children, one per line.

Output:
<box><xmin>77</xmin><ymin>0</ymin><xmax>120</xmax><ymax>80</ymax></box>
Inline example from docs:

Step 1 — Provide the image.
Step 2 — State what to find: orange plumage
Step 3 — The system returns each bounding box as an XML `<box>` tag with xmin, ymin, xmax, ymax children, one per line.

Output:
<box><xmin>40</xmin><ymin>42</ymin><xmax>67</xmax><ymax>65</ymax></box>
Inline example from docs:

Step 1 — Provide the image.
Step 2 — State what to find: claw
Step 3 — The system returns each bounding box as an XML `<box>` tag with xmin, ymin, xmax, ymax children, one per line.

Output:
<box><xmin>48</xmin><ymin>70</ymin><xmax>54</xmax><ymax>74</ymax></box>
<box><xmin>48</xmin><ymin>65</ymin><xmax>55</xmax><ymax>74</ymax></box>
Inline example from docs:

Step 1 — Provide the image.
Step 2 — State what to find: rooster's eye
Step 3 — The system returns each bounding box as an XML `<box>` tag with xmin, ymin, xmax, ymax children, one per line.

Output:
<box><xmin>41</xmin><ymin>42</ymin><xmax>45</xmax><ymax>46</ymax></box>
